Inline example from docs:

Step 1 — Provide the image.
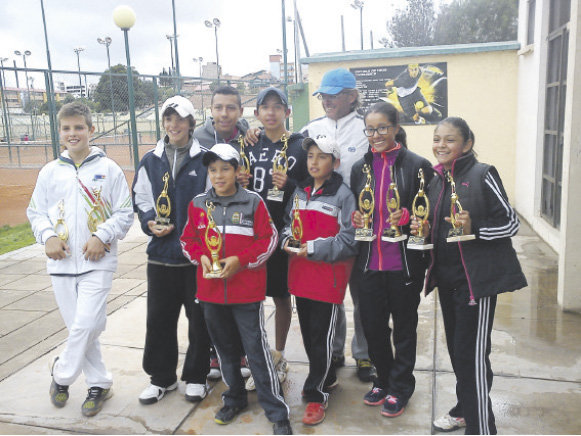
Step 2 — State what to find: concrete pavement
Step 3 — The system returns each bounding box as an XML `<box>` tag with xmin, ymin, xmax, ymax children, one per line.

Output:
<box><xmin>0</xmin><ymin>218</ymin><xmax>580</xmax><ymax>434</ymax></box>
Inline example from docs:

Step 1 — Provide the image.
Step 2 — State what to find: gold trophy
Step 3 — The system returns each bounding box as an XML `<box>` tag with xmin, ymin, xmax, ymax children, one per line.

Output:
<box><xmin>381</xmin><ymin>165</ymin><xmax>408</xmax><ymax>243</ymax></box>
<box><xmin>287</xmin><ymin>194</ymin><xmax>303</xmax><ymax>253</ymax></box>
<box><xmin>238</xmin><ymin>134</ymin><xmax>251</xmax><ymax>176</ymax></box>
<box><xmin>154</xmin><ymin>172</ymin><xmax>172</xmax><ymax>231</ymax></box>
<box><xmin>203</xmin><ymin>201</ymin><xmax>224</xmax><ymax>278</ymax></box>
<box><xmin>87</xmin><ymin>187</ymin><xmax>106</xmax><ymax>233</ymax></box>
<box><xmin>54</xmin><ymin>199</ymin><xmax>69</xmax><ymax>242</ymax></box>
<box><xmin>446</xmin><ymin>171</ymin><xmax>476</xmax><ymax>243</ymax></box>
<box><xmin>355</xmin><ymin>164</ymin><xmax>376</xmax><ymax>241</ymax></box>
<box><xmin>267</xmin><ymin>133</ymin><xmax>288</xmax><ymax>202</ymax></box>
<box><xmin>407</xmin><ymin>168</ymin><xmax>434</xmax><ymax>250</ymax></box>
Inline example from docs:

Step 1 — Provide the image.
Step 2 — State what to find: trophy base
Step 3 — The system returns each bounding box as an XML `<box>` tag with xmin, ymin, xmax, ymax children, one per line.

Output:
<box><xmin>152</xmin><ymin>224</ymin><xmax>171</xmax><ymax>232</ymax></box>
<box><xmin>381</xmin><ymin>234</ymin><xmax>408</xmax><ymax>243</ymax></box>
<box><xmin>204</xmin><ymin>270</ymin><xmax>223</xmax><ymax>279</ymax></box>
<box><xmin>154</xmin><ymin>217</ymin><xmax>171</xmax><ymax>232</ymax></box>
<box><xmin>406</xmin><ymin>235</ymin><xmax>433</xmax><ymax>250</ymax></box>
<box><xmin>287</xmin><ymin>239</ymin><xmax>302</xmax><ymax>253</ymax></box>
<box><xmin>287</xmin><ymin>247</ymin><xmax>301</xmax><ymax>253</ymax></box>
<box><xmin>446</xmin><ymin>234</ymin><xmax>476</xmax><ymax>243</ymax></box>
<box><xmin>355</xmin><ymin>228</ymin><xmax>376</xmax><ymax>242</ymax></box>
<box><xmin>267</xmin><ymin>189</ymin><xmax>284</xmax><ymax>202</ymax></box>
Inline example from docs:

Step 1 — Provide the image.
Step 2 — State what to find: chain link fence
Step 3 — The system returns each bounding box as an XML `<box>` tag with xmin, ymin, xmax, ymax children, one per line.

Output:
<box><xmin>0</xmin><ymin>66</ymin><xmax>285</xmax><ymax>170</ymax></box>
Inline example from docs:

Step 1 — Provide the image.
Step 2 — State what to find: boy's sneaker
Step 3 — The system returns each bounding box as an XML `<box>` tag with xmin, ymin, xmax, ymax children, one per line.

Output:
<box><xmin>246</xmin><ymin>350</ymin><xmax>288</xmax><ymax>391</ymax></box>
<box><xmin>214</xmin><ymin>404</ymin><xmax>247</xmax><ymax>425</ymax></box>
<box><xmin>208</xmin><ymin>356</ymin><xmax>221</xmax><ymax>380</ymax></box>
<box><xmin>240</xmin><ymin>356</ymin><xmax>251</xmax><ymax>378</ymax></box>
<box><xmin>138</xmin><ymin>381</ymin><xmax>178</xmax><ymax>405</ymax></box>
<box><xmin>302</xmin><ymin>402</ymin><xmax>327</xmax><ymax>425</ymax></box>
<box><xmin>363</xmin><ymin>386</ymin><xmax>387</xmax><ymax>406</ymax></box>
<box><xmin>49</xmin><ymin>379</ymin><xmax>69</xmax><ymax>408</ymax></box>
<box><xmin>380</xmin><ymin>395</ymin><xmax>405</xmax><ymax>418</ymax></box>
<box><xmin>81</xmin><ymin>387</ymin><xmax>112</xmax><ymax>417</ymax></box>
<box><xmin>185</xmin><ymin>383</ymin><xmax>208</xmax><ymax>402</ymax></box>
<box><xmin>273</xmin><ymin>418</ymin><xmax>293</xmax><ymax>435</ymax></box>
<box><xmin>433</xmin><ymin>413</ymin><xmax>466</xmax><ymax>432</ymax></box>
<box><xmin>323</xmin><ymin>378</ymin><xmax>339</xmax><ymax>393</ymax></box>
<box><xmin>356</xmin><ymin>358</ymin><xmax>377</xmax><ymax>382</ymax></box>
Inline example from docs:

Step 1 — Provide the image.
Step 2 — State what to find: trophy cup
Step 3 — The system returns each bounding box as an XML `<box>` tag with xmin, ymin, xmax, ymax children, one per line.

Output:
<box><xmin>237</xmin><ymin>134</ymin><xmax>251</xmax><ymax>177</ymax></box>
<box><xmin>267</xmin><ymin>133</ymin><xmax>289</xmax><ymax>202</ymax></box>
<box><xmin>203</xmin><ymin>201</ymin><xmax>224</xmax><ymax>279</ymax></box>
<box><xmin>154</xmin><ymin>172</ymin><xmax>172</xmax><ymax>231</ymax></box>
<box><xmin>54</xmin><ymin>199</ymin><xmax>69</xmax><ymax>242</ymax></box>
<box><xmin>407</xmin><ymin>168</ymin><xmax>434</xmax><ymax>250</ymax></box>
<box><xmin>287</xmin><ymin>194</ymin><xmax>303</xmax><ymax>253</ymax></box>
<box><xmin>446</xmin><ymin>171</ymin><xmax>476</xmax><ymax>243</ymax></box>
<box><xmin>381</xmin><ymin>165</ymin><xmax>408</xmax><ymax>242</ymax></box>
<box><xmin>87</xmin><ymin>187</ymin><xmax>106</xmax><ymax>233</ymax></box>
<box><xmin>355</xmin><ymin>164</ymin><xmax>376</xmax><ymax>241</ymax></box>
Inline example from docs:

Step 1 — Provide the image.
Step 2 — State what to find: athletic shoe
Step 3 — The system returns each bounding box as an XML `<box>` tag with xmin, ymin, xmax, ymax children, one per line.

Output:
<box><xmin>81</xmin><ymin>387</ymin><xmax>112</xmax><ymax>417</ymax></box>
<box><xmin>185</xmin><ymin>383</ymin><xmax>208</xmax><ymax>402</ymax></box>
<box><xmin>214</xmin><ymin>404</ymin><xmax>247</xmax><ymax>425</ymax></box>
<box><xmin>138</xmin><ymin>381</ymin><xmax>178</xmax><ymax>405</ymax></box>
<box><xmin>380</xmin><ymin>395</ymin><xmax>405</xmax><ymax>418</ymax></box>
<box><xmin>363</xmin><ymin>386</ymin><xmax>387</xmax><ymax>406</ymax></box>
<box><xmin>208</xmin><ymin>356</ymin><xmax>221</xmax><ymax>380</ymax></box>
<box><xmin>323</xmin><ymin>378</ymin><xmax>339</xmax><ymax>393</ymax></box>
<box><xmin>356</xmin><ymin>358</ymin><xmax>376</xmax><ymax>382</ymax></box>
<box><xmin>331</xmin><ymin>354</ymin><xmax>345</xmax><ymax>368</ymax></box>
<box><xmin>246</xmin><ymin>350</ymin><xmax>288</xmax><ymax>391</ymax></box>
<box><xmin>433</xmin><ymin>413</ymin><xmax>467</xmax><ymax>432</ymax></box>
<box><xmin>273</xmin><ymin>419</ymin><xmax>293</xmax><ymax>434</ymax></box>
<box><xmin>302</xmin><ymin>402</ymin><xmax>326</xmax><ymax>425</ymax></box>
<box><xmin>49</xmin><ymin>379</ymin><xmax>69</xmax><ymax>408</ymax></box>
<box><xmin>240</xmin><ymin>356</ymin><xmax>251</xmax><ymax>378</ymax></box>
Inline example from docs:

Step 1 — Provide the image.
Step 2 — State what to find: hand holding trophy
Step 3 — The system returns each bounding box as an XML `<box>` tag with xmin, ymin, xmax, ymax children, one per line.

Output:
<box><xmin>267</xmin><ymin>133</ymin><xmax>289</xmax><ymax>202</ymax></box>
<box><xmin>287</xmin><ymin>194</ymin><xmax>303</xmax><ymax>253</ymax></box>
<box><xmin>407</xmin><ymin>168</ymin><xmax>434</xmax><ymax>250</ymax></box>
<box><xmin>204</xmin><ymin>201</ymin><xmax>224</xmax><ymax>279</ymax></box>
<box><xmin>446</xmin><ymin>171</ymin><xmax>475</xmax><ymax>243</ymax></box>
<box><xmin>381</xmin><ymin>165</ymin><xmax>407</xmax><ymax>242</ymax></box>
<box><xmin>154</xmin><ymin>172</ymin><xmax>172</xmax><ymax>231</ymax></box>
<box><xmin>355</xmin><ymin>164</ymin><xmax>376</xmax><ymax>241</ymax></box>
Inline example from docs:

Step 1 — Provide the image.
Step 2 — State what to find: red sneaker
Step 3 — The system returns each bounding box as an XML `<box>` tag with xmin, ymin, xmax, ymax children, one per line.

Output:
<box><xmin>302</xmin><ymin>402</ymin><xmax>326</xmax><ymax>425</ymax></box>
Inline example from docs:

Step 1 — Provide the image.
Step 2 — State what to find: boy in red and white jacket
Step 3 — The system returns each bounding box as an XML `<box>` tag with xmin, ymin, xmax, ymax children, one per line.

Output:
<box><xmin>180</xmin><ymin>143</ymin><xmax>292</xmax><ymax>435</ymax></box>
<box><xmin>281</xmin><ymin>136</ymin><xmax>358</xmax><ymax>426</ymax></box>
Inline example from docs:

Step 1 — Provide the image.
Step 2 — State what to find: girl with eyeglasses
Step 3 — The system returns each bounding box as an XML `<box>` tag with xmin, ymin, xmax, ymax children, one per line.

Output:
<box><xmin>350</xmin><ymin>101</ymin><xmax>432</xmax><ymax>418</ymax></box>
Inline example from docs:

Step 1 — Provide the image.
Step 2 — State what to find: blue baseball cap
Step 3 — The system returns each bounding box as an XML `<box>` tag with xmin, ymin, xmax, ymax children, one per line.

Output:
<box><xmin>313</xmin><ymin>68</ymin><xmax>357</xmax><ymax>95</ymax></box>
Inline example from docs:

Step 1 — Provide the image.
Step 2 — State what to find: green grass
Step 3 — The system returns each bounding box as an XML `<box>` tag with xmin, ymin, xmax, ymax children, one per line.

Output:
<box><xmin>0</xmin><ymin>223</ymin><xmax>36</xmax><ymax>255</ymax></box>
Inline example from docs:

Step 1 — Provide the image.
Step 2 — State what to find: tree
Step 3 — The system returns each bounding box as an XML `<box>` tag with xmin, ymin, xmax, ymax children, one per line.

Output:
<box><xmin>386</xmin><ymin>0</ymin><xmax>436</xmax><ymax>48</ymax></box>
<box><xmin>433</xmin><ymin>0</ymin><xmax>518</xmax><ymax>45</ymax></box>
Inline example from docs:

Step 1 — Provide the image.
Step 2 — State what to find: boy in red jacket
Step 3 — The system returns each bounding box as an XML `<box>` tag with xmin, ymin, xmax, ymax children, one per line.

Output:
<box><xmin>281</xmin><ymin>136</ymin><xmax>358</xmax><ymax>425</ymax></box>
<box><xmin>180</xmin><ymin>143</ymin><xmax>292</xmax><ymax>435</ymax></box>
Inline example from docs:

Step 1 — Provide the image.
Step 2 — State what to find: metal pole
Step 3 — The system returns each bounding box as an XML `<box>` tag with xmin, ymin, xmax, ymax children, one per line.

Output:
<box><xmin>281</xmin><ymin>0</ymin><xmax>289</xmax><ymax>129</ymax></box>
<box><xmin>167</xmin><ymin>36</ymin><xmax>175</xmax><ymax>75</ymax></box>
<box><xmin>13</xmin><ymin>60</ymin><xmax>19</xmax><ymax>88</ymax></box>
<box><xmin>153</xmin><ymin>77</ymin><xmax>161</xmax><ymax>142</ymax></box>
<box><xmin>105</xmin><ymin>43</ymin><xmax>117</xmax><ymax>140</ymax></box>
<box><xmin>22</xmin><ymin>55</ymin><xmax>35</xmax><ymax>140</ymax></box>
<box><xmin>360</xmin><ymin>7</ymin><xmax>364</xmax><ymax>50</ymax></box>
<box><xmin>370</xmin><ymin>30</ymin><xmax>374</xmax><ymax>49</ymax></box>
<box><xmin>171</xmin><ymin>0</ymin><xmax>181</xmax><ymax>92</ymax></box>
<box><xmin>123</xmin><ymin>29</ymin><xmax>140</xmax><ymax>170</ymax></box>
<box><xmin>341</xmin><ymin>15</ymin><xmax>346</xmax><ymax>52</ymax></box>
<box><xmin>0</xmin><ymin>60</ymin><xmax>10</xmax><ymax>145</ymax></box>
<box><xmin>199</xmin><ymin>60</ymin><xmax>205</xmax><ymax>121</ymax></box>
<box><xmin>40</xmin><ymin>0</ymin><xmax>58</xmax><ymax>158</ymax></box>
<box><xmin>215</xmin><ymin>26</ymin><xmax>220</xmax><ymax>85</ymax></box>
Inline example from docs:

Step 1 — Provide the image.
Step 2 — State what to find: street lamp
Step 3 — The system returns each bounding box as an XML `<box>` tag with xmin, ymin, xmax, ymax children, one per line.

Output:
<box><xmin>193</xmin><ymin>56</ymin><xmax>204</xmax><ymax>121</ymax></box>
<box><xmin>14</xmin><ymin>50</ymin><xmax>35</xmax><ymax>140</ymax></box>
<box><xmin>204</xmin><ymin>18</ymin><xmax>221</xmax><ymax>85</ymax></box>
<box><xmin>113</xmin><ymin>5</ymin><xmax>139</xmax><ymax>170</ymax></box>
<box><xmin>97</xmin><ymin>36</ymin><xmax>117</xmax><ymax>138</ymax></box>
<box><xmin>350</xmin><ymin>0</ymin><xmax>365</xmax><ymax>50</ymax></box>
<box><xmin>165</xmin><ymin>34</ymin><xmax>176</xmax><ymax>76</ymax></box>
<box><xmin>73</xmin><ymin>47</ymin><xmax>85</xmax><ymax>97</ymax></box>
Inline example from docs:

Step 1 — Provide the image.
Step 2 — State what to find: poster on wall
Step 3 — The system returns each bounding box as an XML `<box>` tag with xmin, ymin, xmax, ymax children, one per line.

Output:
<box><xmin>350</xmin><ymin>63</ymin><xmax>448</xmax><ymax>125</ymax></box>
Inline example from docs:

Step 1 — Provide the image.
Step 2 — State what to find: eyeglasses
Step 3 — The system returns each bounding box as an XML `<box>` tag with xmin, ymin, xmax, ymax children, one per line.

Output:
<box><xmin>316</xmin><ymin>92</ymin><xmax>348</xmax><ymax>101</ymax></box>
<box><xmin>363</xmin><ymin>126</ymin><xmax>394</xmax><ymax>137</ymax></box>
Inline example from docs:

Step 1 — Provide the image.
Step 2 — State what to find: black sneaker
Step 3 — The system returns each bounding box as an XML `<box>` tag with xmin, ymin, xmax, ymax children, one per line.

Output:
<box><xmin>273</xmin><ymin>419</ymin><xmax>293</xmax><ymax>435</ymax></box>
<box><xmin>331</xmin><ymin>355</ymin><xmax>345</xmax><ymax>368</ymax></box>
<box><xmin>81</xmin><ymin>387</ymin><xmax>113</xmax><ymax>417</ymax></box>
<box><xmin>214</xmin><ymin>404</ymin><xmax>247</xmax><ymax>425</ymax></box>
<box><xmin>49</xmin><ymin>379</ymin><xmax>69</xmax><ymax>408</ymax></box>
<box><xmin>380</xmin><ymin>395</ymin><xmax>405</xmax><ymax>418</ymax></box>
<box><xmin>363</xmin><ymin>386</ymin><xmax>387</xmax><ymax>406</ymax></box>
<box><xmin>356</xmin><ymin>359</ymin><xmax>377</xmax><ymax>382</ymax></box>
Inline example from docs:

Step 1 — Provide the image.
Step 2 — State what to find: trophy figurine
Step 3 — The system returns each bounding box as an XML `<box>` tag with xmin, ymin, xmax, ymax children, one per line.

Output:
<box><xmin>287</xmin><ymin>194</ymin><xmax>303</xmax><ymax>253</ymax></box>
<box><xmin>381</xmin><ymin>165</ymin><xmax>408</xmax><ymax>243</ymax></box>
<box><xmin>407</xmin><ymin>168</ymin><xmax>434</xmax><ymax>250</ymax></box>
<box><xmin>446</xmin><ymin>171</ymin><xmax>476</xmax><ymax>243</ymax></box>
<box><xmin>355</xmin><ymin>164</ymin><xmax>376</xmax><ymax>241</ymax></box>
<box><xmin>154</xmin><ymin>172</ymin><xmax>172</xmax><ymax>231</ymax></box>
<box><xmin>204</xmin><ymin>201</ymin><xmax>224</xmax><ymax>278</ymax></box>
<box><xmin>54</xmin><ymin>199</ymin><xmax>69</xmax><ymax>242</ymax></box>
<box><xmin>238</xmin><ymin>134</ymin><xmax>251</xmax><ymax>177</ymax></box>
<box><xmin>267</xmin><ymin>133</ymin><xmax>289</xmax><ymax>202</ymax></box>
<box><xmin>87</xmin><ymin>187</ymin><xmax>106</xmax><ymax>233</ymax></box>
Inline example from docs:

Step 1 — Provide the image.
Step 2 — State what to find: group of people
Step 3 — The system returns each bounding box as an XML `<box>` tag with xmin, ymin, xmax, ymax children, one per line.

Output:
<box><xmin>27</xmin><ymin>67</ymin><xmax>527</xmax><ymax>435</ymax></box>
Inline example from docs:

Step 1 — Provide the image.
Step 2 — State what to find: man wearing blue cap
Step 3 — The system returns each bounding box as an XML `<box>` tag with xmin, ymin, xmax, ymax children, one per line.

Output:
<box><xmin>301</xmin><ymin>68</ymin><xmax>375</xmax><ymax>384</ymax></box>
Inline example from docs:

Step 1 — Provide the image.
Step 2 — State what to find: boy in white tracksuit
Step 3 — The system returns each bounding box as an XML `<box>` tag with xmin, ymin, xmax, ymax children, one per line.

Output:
<box><xmin>27</xmin><ymin>102</ymin><xmax>134</xmax><ymax>417</ymax></box>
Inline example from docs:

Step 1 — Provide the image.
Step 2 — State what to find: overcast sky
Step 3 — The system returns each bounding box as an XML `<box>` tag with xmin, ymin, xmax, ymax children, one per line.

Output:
<box><xmin>0</xmin><ymin>0</ymin><xmax>446</xmax><ymax>88</ymax></box>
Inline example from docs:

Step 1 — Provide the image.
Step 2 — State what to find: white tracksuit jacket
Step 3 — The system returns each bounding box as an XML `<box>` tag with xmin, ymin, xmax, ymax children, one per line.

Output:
<box><xmin>27</xmin><ymin>146</ymin><xmax>134</xmax><ymax>275</ymax></box>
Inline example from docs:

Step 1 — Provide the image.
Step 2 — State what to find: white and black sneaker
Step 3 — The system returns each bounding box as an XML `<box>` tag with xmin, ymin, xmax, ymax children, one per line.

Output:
<box><xmin>433</xmin><ymin>413</ymin><xmax>466</xmax><ymax>432</ymax></box>
<box><xmin>138</xmin><ymin>381</ymin><xmax>178</xmax><ymax>405</ymax></box>
<box><xmin>185</xmin><ymin>382</ymin><xmax>209</xmax><ymax>402</ymax></box>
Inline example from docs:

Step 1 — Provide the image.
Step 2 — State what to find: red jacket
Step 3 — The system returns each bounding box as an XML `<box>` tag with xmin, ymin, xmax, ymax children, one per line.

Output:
<box><xmin>180</xmin><ymin>186</ymin><xmax>277</xmax><ymax>304</ymax></box>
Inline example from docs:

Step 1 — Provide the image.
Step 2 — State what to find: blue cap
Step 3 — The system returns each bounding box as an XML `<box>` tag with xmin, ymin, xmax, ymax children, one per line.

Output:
<box><xmin>313</xmin><ymin>68</ymin><xmax>357</xmax><ymax>95</ymax></box>
<box><xmin>256</xmin><ymin>87</ymin><xmax>288</xmax><ymax>107</ymax></box>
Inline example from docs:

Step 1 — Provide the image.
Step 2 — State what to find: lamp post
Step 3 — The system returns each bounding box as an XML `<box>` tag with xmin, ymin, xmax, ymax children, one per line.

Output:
<box><xmin>171</xmin><ymin>0</ymin><xmax>181</xmax><ymax>92</ymax></box>
<box><xmin>350</xmin><ymin>0</ymin><xmax>365</xmax><ymax>50</ymax></box>
<box><xmin>165</xmin><ymin>34</ymin><xmax>175</xmax><ymax>76</ymax></box>
<box><xmin>113</xmin><ymin>5</ymin><xmax>139</xmax><ymax>170</ymax></box>
<box><xmin>193</xmin><ymin>56</ymin><xmax>205</xmax><ymax>121</ymax></box>
<box><xmin>204</xmin><ymin>18</ymin><xmax>221</xmax><ymax>85</ymax></box>
<box><xmin>14</xmin><ymin>50</ymin><xmax>35</xmax><ymax>140</ymax></box>
<box><xmin>40</xmin><ymin>0</ymin><xmax>58</xmax><ymax>157</ymax></box>
<box><xmin>73</xmin><ymin>47</ymin><xmax>85</xmax><ymax>97</ymax></box>
<box><xmin>97</xmin><ymin>36</ymin><xmax>117</xmax><ymax>137</ymax></box>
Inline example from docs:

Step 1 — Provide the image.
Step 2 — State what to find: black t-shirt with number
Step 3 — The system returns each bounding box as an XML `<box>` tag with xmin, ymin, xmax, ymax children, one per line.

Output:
<box><xmin>240</xmin><ymin>131</ymin><xmax>307</xmax><ymax>231</ymax></box>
